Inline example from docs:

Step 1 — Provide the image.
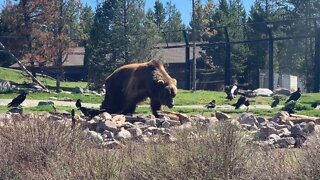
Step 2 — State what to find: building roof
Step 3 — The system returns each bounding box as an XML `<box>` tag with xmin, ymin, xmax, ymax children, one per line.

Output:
<box><xmin>10</xmin><ymin>43</ymin><xmax>203</xmax><ymax>68</ymax></box>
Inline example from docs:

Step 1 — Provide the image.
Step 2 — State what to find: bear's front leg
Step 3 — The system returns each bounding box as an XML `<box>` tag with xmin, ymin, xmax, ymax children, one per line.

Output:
<box><xmin>150</xmin><ymin>99</ymin><xmax>161</xmax><ymax>118</ymax></box>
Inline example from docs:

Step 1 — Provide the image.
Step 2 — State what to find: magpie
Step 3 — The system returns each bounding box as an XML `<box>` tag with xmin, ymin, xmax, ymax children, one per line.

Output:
<box><xmin>204</xmin><ymin>99</ymin><xmax>216</xmax><ymax>109</ymax></box>
<box><xmin>285</xmin><ymin>88</ymin><xmax>301</xmax><ymax>104</ymax></box>
<box><xmin>76</xmin><ymin>99</ymin><xmax>105</xmax><ymax>118</ymax></box>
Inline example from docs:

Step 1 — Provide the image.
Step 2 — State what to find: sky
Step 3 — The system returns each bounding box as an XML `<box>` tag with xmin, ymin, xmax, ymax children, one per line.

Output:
<box><xmin>0</xmin><ymin>0</ymin><xmax>255</xmax><ymax>25</ymax></box>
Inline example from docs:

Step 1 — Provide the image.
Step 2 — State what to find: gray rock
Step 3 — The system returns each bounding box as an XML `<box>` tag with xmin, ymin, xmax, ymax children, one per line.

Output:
<box><xmin>127</xmin><ymin>127</ymin><xmax>143</xmax><ymax>138</ymax></box>
<box><xmin>74</xmin><ymin>86</ymin><xmax>84</xmax><ymax>94</ymax></box>
<box><xmin>8</xmin><ymin>107</ymin><xmax>23</xmax><ymax>115</ymax></box>
<box><xmin>101</xmin><ymin>112</ymin><xmax>112</xmax><ymax>121</ymax></box>
<box><xmin>38</xmin><ymin>101</ymin><xmax>54</xmax><ymax>106</ymax></box>
<box><xmin>237</xmin><ymin>113</ymin><xmax>259</xmax><ymax>127</ymax></box>
<box><xmin>276</xmin><ymin>137</ymin><xmax>295</xmax><ymax>148</ymax></box>
<box><xmin>258</xmin><ymin>140</ymin><xmax>275</xmax><ymax>150</ymax></box>
<box><xmin>291</xmin><ymin>124</ymin><xmax>303</xmax><ymax>136</ymax></box>
<box><xmin>98</xmin><ymin>120</ymin><xmax>118</xmax><ymax>133</ymax></box>
<box><xmin>257</xmin><ymin>117</ymin><xmax>268</xmax><ymax>124</ymax></box>
<box><xmin>271</xmin><ymin>111</ymin><xmax>290</xmax><ymax>123</ymax></box>
<box><xmin>87</xmin><ymin>130</ymin><xmax>104</xmax><ymax>142</ymax></box>
<box><xmin>111</xmin><ymin>114</ymin><xmax>126</xmax><ymax>127</ymax></box>
<box><xmin>115</xmin><ymin>128</ymin><xmax>132</xmax><ymax>141</ymax></box>
<box><xmin>278</xmin><ymin>128</ymin><xmax>291</xmax><ymax>137</ymax></box>
<box><xmin>253</xmin><ymin>88</ymin><xmax>274</xmax><ymax>97</ymax></box>
<box><xmin>136</xmin><ymin>135</ymin><xmax>150</xmax><ymax>142</ymax></box>
<box><xmin>259</xmin><ymin>126</ymin><xmax>278</xmax><ymax>140</ymax></box>
<box><xmin>285</xmin><ymin>120</ymin><xmax>294</xmax><ymax>129</ymax></box>
<box><xmin>0</xmin><ymin>79</ymin><xmax>12</xmax><ymax>93</ymax></box>
<box><xmin>102</xmin><ymin>130</ymin><xmax>114</xmax><ymax>139</ymax></box>
<box><xmin>274</xmin><ymin>88</ymin><xmax>291</xmax><ymax>96</ymax></box>
<box><xmin>144</xmin><ymin>127</ymin><xmax>159</xmax><ymax>135</ymax></box>
<box><xmin>161</xmin><ymin>120</ymin><xmax>171</xmax><ymax>128</ymax></box>
<box><xmin>305</xmin><ymin>121</ymin><xmax>316</xmax><ymax>134</ymax></box>
<box><xmin>190</xmin><ymin>115</ymin><xmax>206</xmax><ymax>122</ymax></box>
<box><xmin>215</xmin><ymin>111</ymin><xmax>231</xmax><ymax>121</ymax></box>
<box><xmin>145</xmin><ymin>119</ymin><xmax>157</xmax><ymax>127</ymax></box>
<box><xmin>267</xmin><ymin>134</ymin><xmax>281</xmax><ymax>143</ymax></box>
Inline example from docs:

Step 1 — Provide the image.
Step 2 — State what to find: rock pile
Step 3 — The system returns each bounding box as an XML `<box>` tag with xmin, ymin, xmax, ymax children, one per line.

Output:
<box><xmin>0</xmin><ymin>110</ymin><xmax>319</xmax><ymax>150</ymax></box>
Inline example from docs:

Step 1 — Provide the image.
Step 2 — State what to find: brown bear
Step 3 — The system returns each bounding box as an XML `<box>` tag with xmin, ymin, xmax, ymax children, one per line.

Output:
<box><xmin>101</xmin><ymin>60</ymin><xmax>177</xmax><ymax>118</ymax></box>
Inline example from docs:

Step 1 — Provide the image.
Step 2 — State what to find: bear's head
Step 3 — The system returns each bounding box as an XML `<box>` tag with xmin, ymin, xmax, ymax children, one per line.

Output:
<box><xmin>157</xmin><ymin>78</ymin><xmax>177</xmax><ymax>108</ymax></box>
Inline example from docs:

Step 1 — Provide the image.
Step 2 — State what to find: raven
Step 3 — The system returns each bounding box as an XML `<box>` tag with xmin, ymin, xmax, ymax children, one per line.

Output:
<box><xmin>76</xmin><ymin>99</ymin><xmax>105</xmax><ymax>118</ymax></box>
<box><xmin>271</xmin><ymin>98</ymin><xmax>280</xmax><ymax>108</ymax></box>
<box><xmin>204</xmin><ymin>99</ymin><xmax>216</xmax><ymax>109</ymax></box>
<box><xmin>311</xmin><ymin>102</ymin><xmax>318</xmax><ymax>108</ymax></box>
<box><xmin>285</xmin><ymin>88</ymin><xmax>301</xmax><ymax>104</ymax></box>
<box><xmin>232</xmin><ymin>95</ymin><xmax>246</xmax><ymax>109</ymax></box>
<box><xmin>7</xmin><ymin>92</ymin><xmax>27</xmax><ymax>107</ymax></box>
<box><xmin>244</xmin><ymin>100</ymin><xmax>250</xmax><ymax>111</ymax></box>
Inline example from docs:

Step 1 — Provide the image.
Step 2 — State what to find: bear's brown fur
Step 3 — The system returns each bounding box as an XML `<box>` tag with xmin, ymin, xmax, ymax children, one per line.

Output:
<box><xmin>101</xmin><ymin>60</ymin><xmax>177</xmax><ymax>117</ymax></box>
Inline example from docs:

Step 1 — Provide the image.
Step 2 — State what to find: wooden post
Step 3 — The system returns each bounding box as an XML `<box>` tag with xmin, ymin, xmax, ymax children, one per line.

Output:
<box><xmin>0</xmin><ymin>42</ymin><xmax>49</xmax><ymax>91</ymax></box>
<box><xmin>224</xmin><ymin>26</ymin><xmax>231</xmax><ymax>86</ymax></box>
<box><xmin>267</xmin><ymin>24</ymin><xmax>274</xmax><ymax>90</ymax></box>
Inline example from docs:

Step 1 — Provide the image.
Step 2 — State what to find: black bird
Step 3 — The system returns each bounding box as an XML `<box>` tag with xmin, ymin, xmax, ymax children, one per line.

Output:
<box><xmin>232</xmin><ymin>95</ymin><xmax>246</xmax><ymax>109</ymax></box>
<box><xmin>76</xmin><ymin>99</ymin><xmax>105</xmax><ymax>118</ymax></box>
<box><xmin>225</xmin><ymin>84</ymin><xmax>238</xmax><ymax>101</ymax></box>
<box><xmin>244</xmin><ymin>100</ymin><xmax>250</xmax><ymax>111</ymax></box>
<box><xmin>271</xmin><ymin>98</ymin><xmax>280</xmax><ymax>108</ymax></box>
<box><xmin>311</xmin><ymin>102</ymin><xmax>318</xmax><ymax>108</ymax></box>
<box><xmin>285</xmin><ymin>88</ymin><xmax>301</xmax><ymax>104</ymax></box>
<box><xmin>7</xmin><ymin>92</ymin><xmax>28</xmax><ymax>107</ymax></box>
<box><xmin>205</xmin><ymin>99</ymin><xmax>216</xmax><ymax>109</ymax></box>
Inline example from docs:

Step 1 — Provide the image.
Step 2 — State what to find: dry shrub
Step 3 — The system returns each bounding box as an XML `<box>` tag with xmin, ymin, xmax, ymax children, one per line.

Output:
<box><xmin>0</xmin><ymin>117</ymin><xmax>124</xmax><ymax>180</ymax></box>
<box><xmin>125</xmin><ymin>122</ymin><xmax>254</xmax><ymax>180</ymax></box>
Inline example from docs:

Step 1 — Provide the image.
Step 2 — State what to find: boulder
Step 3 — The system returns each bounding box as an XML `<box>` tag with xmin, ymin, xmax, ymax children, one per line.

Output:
<box><xmin>253</xmin><ymin>88</ymin><xmax>273</xmax><ymax>97</ymax></box>
<box><xmin>97</xmin><ymin>120</ymin><xmax>118</xmax><ymax>133</ymax></box>
<box><xmin>8</xmin><ymin>107</ymin><xmax>23</xmax><ymax>115</ymax></box>
<box><xmin>115</xmin><ymin>128</ymin><xmax>132</xmax><ymax>141</ymax></box>
<box><xmin>215</xmin><ymin>111</ymin><xmax>231</xmax><ymax>121</ymax></box>
<box><xmin>74</xmin><ymin>86</ymin><xmax>84</xmax><ymax>94</ymax></box>
<box><xmin>38</xmin><ymin>101</ymin><xmax>54</xmax><ymax>106</ymax></box>
<box><xmin>274</xmin><ymin>88</ymin><xmax>291</xmax><ymax>96</ymax></box>
<box><xmin>111</xmin><ymin>114</ymin><xmax>126</xmax><ymax>127</ymax></box>
<box><xmin>237</xmin><ymin>113</ymin><xmax>259</xmax><ymax>127</ymax></box>
<box><xmin>127</xmin><ymin>127</ymin><xmax>143</xmax><ymax>138</ymax></box>
<box><xmin>0</xmin><ymin>79</ymin><xmax>12</xmax><ymax>93</ymax></box>
<box><xmin>276</xmin><ymin>137</ymin><xmax>295</xmax><ymax>148</ymax></box>
<box><xmin>259</xmin><ymin>126</ymin><xmax>278</xmax><ymax>140</ymax></box>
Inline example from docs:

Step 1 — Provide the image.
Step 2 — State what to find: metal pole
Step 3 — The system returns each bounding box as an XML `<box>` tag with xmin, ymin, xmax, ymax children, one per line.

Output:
<box><xmin>267</xmin><ymin>24</ymin><xmax>274</xmax><ymax>90</ymax></box>
<box><xmin>192</xmin><ymin>0</ymin><xmax>196</xmax><ymax>90</ymax></box>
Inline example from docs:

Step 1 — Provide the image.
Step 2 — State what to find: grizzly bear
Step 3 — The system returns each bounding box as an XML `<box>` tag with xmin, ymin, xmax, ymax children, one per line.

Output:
<box><xmin>101</xmin><ymin>60</ymin><xmax>177</xmax><ymax>118</ymax></box>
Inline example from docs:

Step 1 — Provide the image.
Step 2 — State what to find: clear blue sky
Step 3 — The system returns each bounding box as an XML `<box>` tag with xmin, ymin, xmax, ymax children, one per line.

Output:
<box><xmin>0</xmin><ymin>0</ymin><xmax>255</xmax><ymax>25</ymax></box>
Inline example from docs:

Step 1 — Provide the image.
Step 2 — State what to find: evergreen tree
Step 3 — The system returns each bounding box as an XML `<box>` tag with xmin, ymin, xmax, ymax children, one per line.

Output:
<box><xmin>164</xmin><ymin>1</ymin><xmax>184</xmax><ymax>42</ymax></box>
<box><xmin>153</xmin><ymin>0</ymin><xmax>166</xmax><ymax>30</ymax></box>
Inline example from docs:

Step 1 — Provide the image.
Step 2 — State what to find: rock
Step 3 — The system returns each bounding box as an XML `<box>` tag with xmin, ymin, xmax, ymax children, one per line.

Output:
<box><xmin>136</xmin><ymin>135</ymin><xmax>150</xmax><ymax>142</ymax></box>
<box><xmin>74</xmin><ymin>86</ymin><xmax>84</xmax><ymax>93</ymax></box>
<box><xmin>274</xmin><ymin>88</ymin><xmax>291</xmax><ymax>96</ymax></box>
<box><xmin>278</xmin><ymin>128</ymin><xmax>291</xmax><ymax>137</ymax></box>
<box><xmin>172</xmin><ymin>122</ymin><xmax>193</xmax><ymax>131</ymax></box>
<box><xmin>0</xmin><ymin>79</ymin><xmax>12</xmax><ymax>93</ymax></box>
<box><xmin>161</xmin><ymin>120</ymin><xmax>171</xmax><ymax>128</ymax></box>
<box><xmin>144</xmin><ymin>127</ymin><xmax>159</xmax><ymax>135</ymax></box>
<box><xmin>237</xmin><ymin>113</ymin><xmax>259</xmax><ymax>127</ymax></box>
<box><xmin>103</xmin><ymin>140</ymin><xmax>125</xmax><ymax>149</ymax></box>
<box><xmin>305</xmin><ymin>121</ymin><xmax>316</xmax><ymax>134</ymax></box>
<box><xmin>276</xmin><ymin>137</ymin><xmax>295</xmax><ymax>148</ymax></box>
<box><xmin>111</xmin><ymin>115</ymin><xmax>126</xmax><ymax>127</ymax></box>
<box><xmin>271</xmin><ymin>111</ymin><xmax>290</xmax><ymax>124</ymax></box>
<box><xmin>267</xmin><ymin>134</ymin><xmax>281</xmax><ymax>144</ymax></box>
<box><xmin>259</xmin><ymin>126</ymin><xmax>278</xmax><ymax>140</ymax></box>
<box><xmin>102</xmin><ymin>130</ymin><xmax>114</xmax><ymax>139</ymax></box>
<box><xmin>115</xmin><ymin>128</ymin><xmax>132</xmax><ymax>141</ymax></box>
<box><xmin>284</xmin><ymin>120</ymin><xmax>294</xmax><ymax>129</ymax></box>
<box><xmin>97</xmin><ymin>120</ymin><xmax>118</xmax><ymax>133</ymax></box>
<box><xmin>85</xmin><ymin>119</ymin><xmax>98</xmax><ymax>131</ymax></box>
<box><xmin>215</xmin><ymin>111</ymin><xmax>231</xmax><ymax>121</ymax></box>
<box><xmin>8</xmin><ymin>107</ymin><xmax>23</xmax><ymax>115</ymax></box>
<box><xmin>55</xmin><ymin>110</ymin><xmax>71</xmax><ymax>116</ymax></box>
<box><xmin>145</xmin><ymin>119</ymin><xmax>157</xmax><ymax>127</ymax></box>
<box><xmin>205</xmin><ymin>117</ymin><xmax>219</xmax><ymax>124</ymax></box>
<box><xmin>87</xmin><ymin>130</ymin><xmax>104</xmax><ymax>142</ymax></box>
<box><xmin>258</xmin><ymin>140</ymin><xmax>275</xmax><ymax>150</ymax></box>
<box><xmin>291</xmin><ymin>124</ymin><xmax>303</xmax><ymax>137</ymax></box>
<box><xmin>101</xmin><ymin>112</ymin><xmax>112</xmax><ymax>120</ymax></box>
<box><xmin>57</xmin><ymin>97</ymin><xmax>73</xmax><ymax>101</ymax></box>
<box><xmin>257</xmin><ymin>117</ymin><xmax>268</xmax><ymax>124</ymax></box>
<box><xmin>127</xmin><ymin>127</ymin><xmax>143</xmax><ymax>138</ymax></box>
<box><xmin>38</xmin><ymin>101</ymin><xmax>54</xmax><ymax>106</ymax></box>
<box><xmin>253</xmin><ymin>88</ymin><xmax>274</xmax><ymax>97</ymax></box>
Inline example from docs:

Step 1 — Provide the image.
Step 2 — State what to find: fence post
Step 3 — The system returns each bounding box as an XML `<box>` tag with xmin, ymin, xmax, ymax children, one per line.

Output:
<box><xmin>224</xmin><ymin>27</ymin><xmax>231</xmax><ymax>86</ymax></box>
<box><xmin>267</xmin><ymin>23</ymin><xmax>274</xmax><ymax>90</ymax></box>
<box><xmin>314</xmin><ymin>24</ymin><xmax>320</xmax><ymax>92</ymax></box>
<box><xmin>183</xmin><ymin>30</ymin><xmax>190</xmax><ymax>90</ymax></box>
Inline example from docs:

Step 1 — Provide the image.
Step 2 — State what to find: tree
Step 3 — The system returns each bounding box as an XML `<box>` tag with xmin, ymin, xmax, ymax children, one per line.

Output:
<box><xmin>164</xmin><ymin>1</ymin><xmax>184</xmax><ymax>42</ymax></box>
<box><xmin>153</xmin><ymin>0</ymin><xmax>166</xmax><ymax>30</ymax></box>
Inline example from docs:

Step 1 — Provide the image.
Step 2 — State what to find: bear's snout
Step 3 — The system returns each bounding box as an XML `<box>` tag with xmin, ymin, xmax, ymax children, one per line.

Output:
<box><xmin>166</xmin><ymin>100</ymin><xmax>174</xmax><ymax>108</ymax></box>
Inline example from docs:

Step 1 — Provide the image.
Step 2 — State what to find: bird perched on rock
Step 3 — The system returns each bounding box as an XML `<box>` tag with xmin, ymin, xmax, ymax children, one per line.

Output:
<box><xmin>76</xmin><ymin>99</ymin><xmax>105</xmax><ymax>118</ymax></box>
<box><xmin>71</xmin><ymin>109</ymin><xmax>80</xmax><ymax>129</ymax></box>
<box><xmin>205</xmin><ymin>99</ymin><xmax>216</xmax><ymax>109</ymax></box>
<box><xmin>311</xmin><ymin>102</ymin><xmax>318</xmax><ymax>108</ymax></box>
<box><xmin>7</xmin><ymin>91</ymin><xmax>28</xmax><ymax>107</ymax></box>
<box><xmin>271</xmin><ymin>98</ymin><xmax>280</xmax><ymax>108</ymax></box>
<box><xmin>285</xmin><ymin>88</ymin><xmax>301</xmax><ymax>103</ymax></box>
<box><xmin>232</xmin><ymin>95</ymin><xmax>246</xmax><ymax>109</ymax></box>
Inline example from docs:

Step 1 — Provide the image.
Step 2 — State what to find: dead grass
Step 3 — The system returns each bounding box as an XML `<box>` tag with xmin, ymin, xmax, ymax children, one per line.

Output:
<box><xmin>1</xmin><ymin>116</ymin><xmax>320</xmax><ymax>179</ymax></box>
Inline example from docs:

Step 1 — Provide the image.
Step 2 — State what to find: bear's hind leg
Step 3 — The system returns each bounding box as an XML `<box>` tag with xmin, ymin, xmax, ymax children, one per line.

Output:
<box><xmin>151</xmin><ymin>99</ymin><xmax>161</xmax><ymax>118</ymax></box>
